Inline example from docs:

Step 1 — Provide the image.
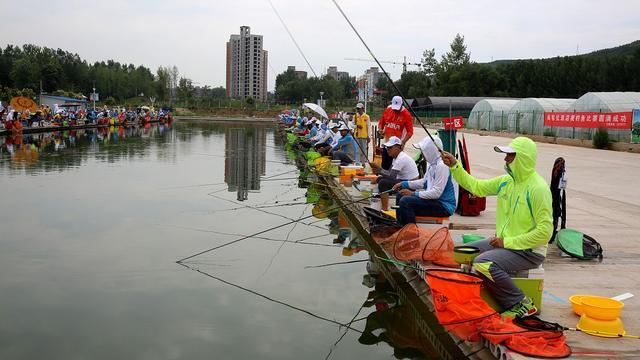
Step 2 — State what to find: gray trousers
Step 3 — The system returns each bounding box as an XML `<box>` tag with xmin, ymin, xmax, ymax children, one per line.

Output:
<box><xmin>355</xmin><ymin>138</ymin><xmax>368</xmax><ymax>164</ymax></box>
<box><xmin>332</xmin><ymin>151</ymin><xmax>353</xmax><ymax>166</ymax></box>
<box><xmin>470</xmin><ymin>240</ymin><xmax>545</xmax><ymax>310</ymax></box>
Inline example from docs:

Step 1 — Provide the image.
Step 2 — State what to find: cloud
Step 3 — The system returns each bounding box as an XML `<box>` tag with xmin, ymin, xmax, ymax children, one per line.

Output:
<box><xmin>0</xmin><ymin>0</ymin><xmax>638</xmax><ymax>91</ymax></box>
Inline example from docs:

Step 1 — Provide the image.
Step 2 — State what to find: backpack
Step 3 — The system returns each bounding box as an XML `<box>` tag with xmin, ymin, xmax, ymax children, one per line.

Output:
<box><xmin>555</xmin><ymin>228</ymin><xmax>603</xmax><ymax>261</ymax></box>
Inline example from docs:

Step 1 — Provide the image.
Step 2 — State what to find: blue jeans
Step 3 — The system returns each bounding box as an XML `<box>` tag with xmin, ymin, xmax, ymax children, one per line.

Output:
<box><xmin>396</xmin><ymin>195</ymin><xmax>450</xmax><ymax>225</ymax></box>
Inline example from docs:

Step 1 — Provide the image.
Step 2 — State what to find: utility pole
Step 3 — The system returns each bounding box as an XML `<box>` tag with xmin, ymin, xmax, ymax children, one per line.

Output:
<box><xmin>92</xmin><ymin>81</ymin><xmax>96</xmax><ymax>110</ymax></box>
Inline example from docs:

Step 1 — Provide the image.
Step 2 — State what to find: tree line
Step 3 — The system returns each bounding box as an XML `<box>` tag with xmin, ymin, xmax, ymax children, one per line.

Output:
<box><xmin>276</xmin><ymin>35</ymin><xmax>640</xmax><ymax>103</ymax></box>
<box><xmin>0</xmin><ymin>44</ymin><xmax>227</xmax><ymax>105</ymax></box>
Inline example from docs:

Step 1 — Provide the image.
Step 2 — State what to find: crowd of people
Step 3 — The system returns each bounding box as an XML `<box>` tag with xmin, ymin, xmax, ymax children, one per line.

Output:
<box><xmin>0</xmin><ymin>103</ymin><xmax>171</xmax><ymax>132</ymax></box>
<box><xmin>282</xmin><ymin>95</ymin><xmax>557</xmax><ymax>319</ymax></box>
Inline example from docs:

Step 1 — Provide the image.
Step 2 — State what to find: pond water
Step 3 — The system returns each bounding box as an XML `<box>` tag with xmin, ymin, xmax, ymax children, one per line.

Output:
<box><xmin>0</xmin><ymin>121</ymin><xmax>437</xmax><ymax>359</ymax></box>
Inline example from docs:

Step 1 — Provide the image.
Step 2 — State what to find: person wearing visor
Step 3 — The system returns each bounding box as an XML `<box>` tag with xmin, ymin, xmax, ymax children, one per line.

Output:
<box><xmin>441</xmin><ymin>137</ymin><xmax>553</xmax><ymax>318</ymax></box>
<box><xmin>392</xmin><ymin>136</ymin><xmax>457</xmax><ymax>225</ymax></box>
<box><xmin>332</xmin><ymin>124</ymin><xmax>357</xmax><ymax>166</ymax></box>
<box><xmin>371</xmin><ymin>136</ymin><xmax>419</xmax><ymax>211</ymax></box>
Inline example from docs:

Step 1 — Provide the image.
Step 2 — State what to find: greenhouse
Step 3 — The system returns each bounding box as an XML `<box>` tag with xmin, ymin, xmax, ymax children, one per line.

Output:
<box><xmin>468</xmin><ymin>99</ymin><xmax>520</xmax><ymax>131</ymax></box>
<box><xmin>561</xmin><ymin>92</ymin><xmax>640</xmax><ymax>141</ymax></box>
<box><xmin>506</xmin><ymin>98</ymin><xmax>575</xmax><ymax>136</ymax></box>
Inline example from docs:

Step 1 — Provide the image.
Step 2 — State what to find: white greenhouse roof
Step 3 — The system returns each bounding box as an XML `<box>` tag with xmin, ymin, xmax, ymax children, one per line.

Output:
<box><xmin>509</xmin><ymin>98</ymin><xmax>575</xmax><ymax>112</ymax></box>
<box><xmin>568</xmin><ymin>92</ymin><xmax>640</xmax><ymax>112</ymax></box>
<box><xmin>470</xmin><ymin>99</ymin><xmax>519</xmax><ymax>113</ymax></box>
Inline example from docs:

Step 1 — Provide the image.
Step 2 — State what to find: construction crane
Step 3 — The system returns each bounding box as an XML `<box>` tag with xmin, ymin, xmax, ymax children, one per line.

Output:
<box><xmin>344</xmin><ymin>56</ymin><xmax>421</xmax><ymax>73</ymax></box>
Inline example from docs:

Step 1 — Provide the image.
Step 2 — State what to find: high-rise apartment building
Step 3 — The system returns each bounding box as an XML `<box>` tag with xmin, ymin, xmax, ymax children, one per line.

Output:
<box><xmin>226</xmin><ymin>26</ymin><xmax>268</xmax><ymax>101</ymax></box>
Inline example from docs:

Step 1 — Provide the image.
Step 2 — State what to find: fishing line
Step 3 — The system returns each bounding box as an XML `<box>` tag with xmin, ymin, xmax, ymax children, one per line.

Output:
<box><xmin>176</xmin><ymin>189</ymin><xmax>393</xmax><ymax>263</ymax></box>
<box><xmin>161</xmin><ymin>223</ymin><xmax>334</xmax><ymax>248</ymax></box>
<box><xmin>267</xmin><ymin>0</ymin><xmax>318</xmax><ymax>77</ymax></box>
<box><xmin>330</xmin><ymin>0</ymin><xmax>441</xmax><ymax>150</ymax></box>
<box><xmin>324</xmin><ymin>300</ymin><xmax>367</xmax><ymax>360</ymax></box>
<box><xmin>178</xmin><ymin>262</ymin><xmax>363</xmax><ymax>333</ymax></box>
<box><xmin>207</xmin><ymin>191</ymin><xmax>326</xmax><ymax>230</ymax></box>
<box><xmin>261</xmin><ymin>203</ymin><xmax>311</xmax><ymax>276</ymax></box>
<box><xmin>304</xmin><ymin>259</ymin><xmax>368</xmax><ymax>269</ymax></box>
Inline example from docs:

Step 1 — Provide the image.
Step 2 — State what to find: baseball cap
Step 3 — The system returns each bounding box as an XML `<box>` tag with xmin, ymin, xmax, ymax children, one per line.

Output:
<box><xmin>355</xmin><ymin>103</ymin><xmax>364</xmax><ymax>109</ymax></box>
<box><xmin>494</xmin><ymin>145</ymin><xmax>516</xmax><ymax>154</ymax></box>
<box><xmin>338</xmin><ymin>124</ymin><xmax>349</xmax><ymax>131</ymax></box>
<box><xmin>383</xmin><ymin>136</ymin><xmax>402</xmax><ymax>147</ymax></box>
<box><xmin>329</xmin><ymin>123</ymin><xmax>340</xmax><ymax>129</ymax></box>
<box><xmin>390</xmin><ymin>96</ymin><xmax>403</xmax><ymax>110</ymax></box>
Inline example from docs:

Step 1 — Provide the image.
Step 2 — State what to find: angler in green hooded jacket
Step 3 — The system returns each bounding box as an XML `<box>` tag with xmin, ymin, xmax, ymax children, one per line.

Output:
<box><xmin>442</xmin><ymin>136</ymin><xmax>553</xmax><ymax>318</ymax></box>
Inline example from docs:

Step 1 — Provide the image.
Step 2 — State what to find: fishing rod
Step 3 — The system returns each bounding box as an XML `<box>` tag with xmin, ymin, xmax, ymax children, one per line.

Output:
<box><xmin>514</xmin><ymin>316</ymin><xmax>640</xmax><ymax>340</ymax></box>
<box><xmin>178</xmin><ymin>262</ymin><xmax>363</xmax><ymax>333</ymax></box>
<box><xmin>330</xmin><ymin>0</ymin><xmax>441</xmax><ymax>151</ymax></box>
<box><xmin>207</xmin><ymin>191</ymin><xmax>327</xmax><ymax>231</ymax></box>
<box><xmin>304</xmin><ymin>259</ymin><xmax>368</xmax><ymax>269</ymax></box>
<box><xmin>163</xmin><ymin>223</ymin><xmax>335</xmax><ymax>249</ymax></box>
<box><xmin>176</xmin><ymin>188</ymin><xmax>395</xmax><ymax>263</ymax></box>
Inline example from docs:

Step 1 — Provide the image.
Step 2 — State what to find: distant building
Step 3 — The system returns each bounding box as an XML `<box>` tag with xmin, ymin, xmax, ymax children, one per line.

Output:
<box><xmin>287</xmin><ymin>66</ymin><xmax>307</xmax><ymax>79</ymax></box>
<box><xmin>326</xmin><ymin>66</ymin><xmax>349</xmax><ymax>80</ymax></box>
<box><xmin>39</xmin><ymin>94</ymin><xmax>88</xmax><ymax>111</ymax></box>
<box><xmin>226</xmin><ymin>26</ymin><xmax>268</xmax><ymax>102</ymax></box>
<box><xmin>364</xmin><ymin>67</ymin><xmax>382</xmax><ymax>88</ymax></box>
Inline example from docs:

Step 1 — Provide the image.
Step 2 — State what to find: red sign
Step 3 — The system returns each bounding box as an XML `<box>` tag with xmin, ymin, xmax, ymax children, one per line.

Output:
<box><xmin>444</xmin><ymin>116</ymin><xmax>464</xmax><ymax>130</ymax></box>
<box><xmin>543</xmin><ymin>112</ymin><xmax>632</xmax><ymax>129</ymax></box>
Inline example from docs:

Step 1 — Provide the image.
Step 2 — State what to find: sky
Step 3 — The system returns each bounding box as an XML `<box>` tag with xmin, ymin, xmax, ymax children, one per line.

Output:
<box><xmin>1</xmin><ymin>0</ymin><xmax>638</xmax><ymax>91</ymax></box>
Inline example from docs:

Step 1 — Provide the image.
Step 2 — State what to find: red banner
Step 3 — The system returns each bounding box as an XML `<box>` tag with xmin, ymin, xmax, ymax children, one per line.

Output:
<box><xmin>543</xmin><ymin>112</ymin><xmax>632</xmax><ymax>129</ymax></box>
<box><xmin>444</xmin><ymin>116</ymin><xmax>464</xmax><ymax>130</ymax></box>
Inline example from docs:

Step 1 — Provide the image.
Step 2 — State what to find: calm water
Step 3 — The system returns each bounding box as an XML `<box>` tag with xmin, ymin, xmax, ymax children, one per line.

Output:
<box><xmin>0</xmin><ymin>121</ymin><xmax>436</xmax><ymax>359</ymax></box>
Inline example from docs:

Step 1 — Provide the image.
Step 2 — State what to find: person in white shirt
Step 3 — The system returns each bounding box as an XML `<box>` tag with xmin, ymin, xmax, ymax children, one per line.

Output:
<box><xmin>317</xmin><ymin>123</ymin><xmax>341</xmax><ymax>156</ymax></box>
<box><xmin>371</xmin><ymin>136</ymin><xmax>419</xmax><ymax>211</ymax></box>
<box><xmin>392</xmin><ymin>136</ymin><xmax>458</xmax><ymax>225</ymax></box>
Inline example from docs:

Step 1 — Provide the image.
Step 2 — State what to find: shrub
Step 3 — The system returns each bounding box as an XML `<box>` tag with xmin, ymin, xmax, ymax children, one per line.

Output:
<box><xmin>543</xmin><ymin>128</ymin><xmax>555</xmax><ymax>137</ymax></box>
<box><xmin>592</xmin><ymin>127</ymin><xmax>609</xmax><ymax>149</ymax></box>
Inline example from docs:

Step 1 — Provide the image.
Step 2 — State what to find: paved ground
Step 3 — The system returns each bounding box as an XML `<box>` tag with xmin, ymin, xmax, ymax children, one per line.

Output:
<box><xmin>399</xmin><ymin>126</ymin><xmax>640</xmax><ymax>357</ymax></box>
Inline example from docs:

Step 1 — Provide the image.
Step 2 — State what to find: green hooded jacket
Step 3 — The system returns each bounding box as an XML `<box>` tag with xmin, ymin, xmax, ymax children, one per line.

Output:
<box><xmin>450</xmin><ymin>137</ymin><xmax>553</xmax><ymax>256</ymax></box>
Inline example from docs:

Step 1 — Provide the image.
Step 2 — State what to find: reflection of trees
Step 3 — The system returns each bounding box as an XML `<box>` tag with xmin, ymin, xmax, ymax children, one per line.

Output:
<box><xmin>0</xmin><ymin>124</ymin><xmax>175</xmax><ymax>174</ymax></box>
<box><xmin>224</xmin><ymin>127</ymin><xmax>267</xmax><ymax>201</ymax></box>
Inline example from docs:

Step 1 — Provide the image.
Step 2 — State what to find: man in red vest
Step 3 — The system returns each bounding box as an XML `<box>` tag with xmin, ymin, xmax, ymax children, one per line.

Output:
<box><xmin>377</xmin><ymin>96</ymin><xmax>414</xmax><ymax>170</ymax></box>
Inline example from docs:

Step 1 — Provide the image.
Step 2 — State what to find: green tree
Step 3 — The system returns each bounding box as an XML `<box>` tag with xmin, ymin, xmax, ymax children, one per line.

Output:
<box><xmin>177</xmin><ymin>77</ymin><xmax>194</xmax><ymax>101</ymax></box>
<box><xmin>440</xmin><ymin>33</ymin><xmax>471</xmax><ymax>72</ymax></box>
<box><xmin>10</xmin><ymin>57</ymin><xmax>39</xmax><ymax>89</ymax></box>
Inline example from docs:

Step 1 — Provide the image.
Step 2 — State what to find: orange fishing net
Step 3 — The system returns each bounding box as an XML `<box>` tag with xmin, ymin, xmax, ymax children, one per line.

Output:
<box><xmin>425</xmin><ymin>269</ymin><xmax>571</xmax><ymax>358</ymax></box>
<box><xmin>371</xmin><ymin>224</ymin><xmax>457</xmax><ymax>266</ymax></box>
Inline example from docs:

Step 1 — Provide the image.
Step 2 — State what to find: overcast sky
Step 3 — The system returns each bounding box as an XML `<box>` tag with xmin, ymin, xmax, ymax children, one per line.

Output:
<box><xmin>1</xmin><ymin>0</ymin><xmax>638</xmax><ymax>91</ymax></box>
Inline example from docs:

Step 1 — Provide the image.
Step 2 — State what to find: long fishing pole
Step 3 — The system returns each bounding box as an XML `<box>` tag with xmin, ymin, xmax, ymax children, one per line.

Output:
<box><xmin>330</xmin><ymin>0</ymin><xmax>441</xmax><ymax>151</ymax></box>
<box><xmin>304</xmin><ymin>259</ymin><xmax>368</xmax><ymax>269</ymax></box>
<box><xmin>176</xmin><ymin>188</ymin><xmax>394</xmax><ymax>263</ymax></box>
<box><xmin>178</xmin><ymin>262</ymin><xmax>363</xmax><ymax>333</ymax></box>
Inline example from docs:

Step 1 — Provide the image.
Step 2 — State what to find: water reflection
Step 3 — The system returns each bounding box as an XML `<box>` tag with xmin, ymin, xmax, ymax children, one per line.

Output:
<box><xmin>224</xmin><ymin>127</ymin><xmax>266</xmax><ymax>201</ymax></box>
<box><xmin>0</xmin><ymin>122</ymin><xmax>174</xmax><ymax>173</ymax></box>
<box><xmin>291</xmin><ymin>148</ymin><xmax>439</xmax><ymax>359</ymax></box>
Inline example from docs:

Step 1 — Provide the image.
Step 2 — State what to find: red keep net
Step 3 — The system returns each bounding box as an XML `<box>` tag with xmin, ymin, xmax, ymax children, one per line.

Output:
<box><xmin>425</xmin><ymin>269</ymin><xmax>571</xmax><ymax>358</ymax></box>
<box><xmin>372</xmin><ymin>224</ymin><xmax>457</xmax><ymax>266</ymax></box>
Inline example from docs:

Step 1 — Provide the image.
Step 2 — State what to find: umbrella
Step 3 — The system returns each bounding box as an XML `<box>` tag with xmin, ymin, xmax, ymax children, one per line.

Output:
<box><xmin>302</xmin><ymin>103</ymin><xmax>328</xmax><ymax>120</ymax></box>
<box><xmin>10</xmin><ymin>96</ymin><xmax>38</xmax><ymax>112</ymax></box>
